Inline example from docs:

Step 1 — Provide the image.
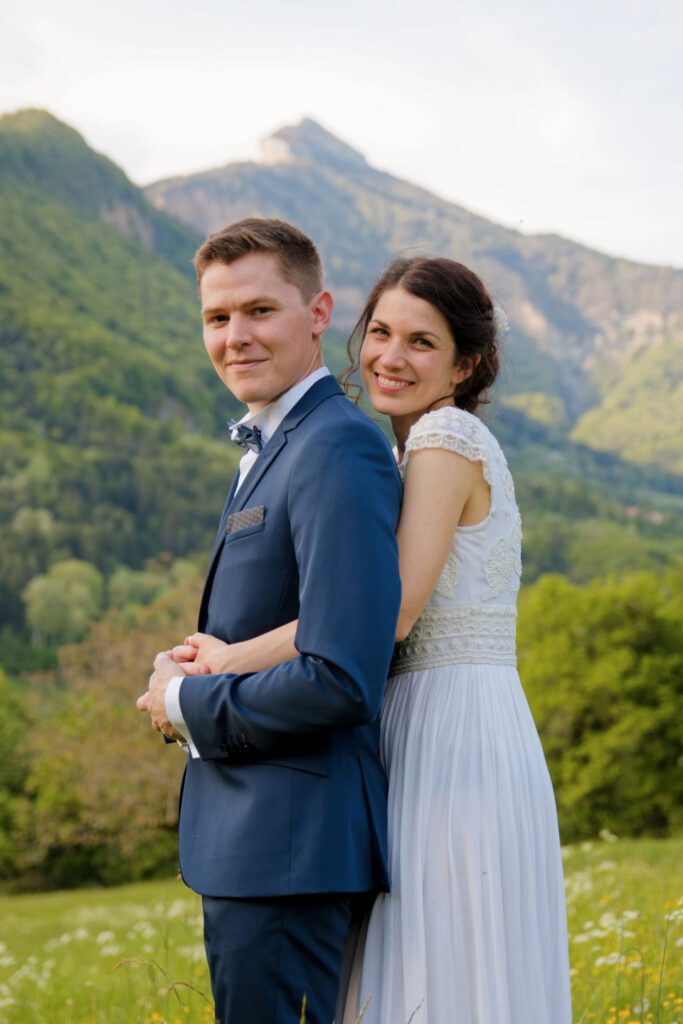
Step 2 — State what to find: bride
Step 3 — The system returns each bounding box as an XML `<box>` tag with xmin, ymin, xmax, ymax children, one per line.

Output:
<box><xmin>174</xmin><ymin>255</ymin><xmax>572</xmax><ymax>1024</ymax></box>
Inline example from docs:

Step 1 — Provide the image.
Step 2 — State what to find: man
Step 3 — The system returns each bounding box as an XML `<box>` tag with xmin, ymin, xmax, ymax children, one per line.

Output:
<box><xmin>137</xmin><ymin>219</ymin><xmax>402</xmax><ymax>1024</ymax></box>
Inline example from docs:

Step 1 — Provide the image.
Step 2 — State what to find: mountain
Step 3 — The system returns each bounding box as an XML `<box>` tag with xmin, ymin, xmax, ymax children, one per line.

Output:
<box><xmin>0</xmin><ymin>110</ymin><xmax>243</xmax><ymax>631</ymax></box>
<box><xmin>147</xmin><ymin>117</ymin><xmax>683</xmax><ymax>468</ymax></box>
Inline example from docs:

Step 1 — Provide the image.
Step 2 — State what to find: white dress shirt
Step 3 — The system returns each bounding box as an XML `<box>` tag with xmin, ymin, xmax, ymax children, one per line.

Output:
<box><xmin>165</xmin><ymin>367</ymin><xmax>331</xmax><ymax>758</ymax></box>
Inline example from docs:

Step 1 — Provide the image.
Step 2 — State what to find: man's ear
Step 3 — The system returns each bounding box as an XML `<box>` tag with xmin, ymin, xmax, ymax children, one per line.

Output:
<box><xmin>311</xmin><ymin>291</ymin><xmax>334</xmax><ymax>339</ymax></box>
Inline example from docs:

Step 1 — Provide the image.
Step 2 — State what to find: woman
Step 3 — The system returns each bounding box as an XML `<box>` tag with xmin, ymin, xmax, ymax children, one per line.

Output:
<box><xmin>175</xmin><ymin>257</ymin><xmax>572</xmax><ymax>1024</ymax></box>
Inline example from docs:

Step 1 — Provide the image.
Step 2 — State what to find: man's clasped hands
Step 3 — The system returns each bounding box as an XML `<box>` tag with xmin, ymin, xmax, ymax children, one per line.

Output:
<box><xmin>136</xmin><ymin>633</ymin><xmax>230</xmax><ymax>741</ymax></box>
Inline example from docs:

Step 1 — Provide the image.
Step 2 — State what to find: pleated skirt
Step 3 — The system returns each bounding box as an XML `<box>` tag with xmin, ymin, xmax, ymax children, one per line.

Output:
<box><xmin>342</xmin><ymin>664</ymin><xmax>572</xmax><ymax>1024</ymax></box>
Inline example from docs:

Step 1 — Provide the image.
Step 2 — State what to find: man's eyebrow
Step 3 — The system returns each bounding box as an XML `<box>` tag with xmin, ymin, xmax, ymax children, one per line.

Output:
<box><xmin>202</xmin><ymin>296</ymin><xmax>280</xmax><ymax>316</ymax></box>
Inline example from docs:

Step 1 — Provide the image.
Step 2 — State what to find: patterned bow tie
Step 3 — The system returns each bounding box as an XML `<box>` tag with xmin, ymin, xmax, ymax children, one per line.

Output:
<box><xmin>228</xmin><ymin>420</ymin><xmax>264</xmax><ymax>453</ymax></box>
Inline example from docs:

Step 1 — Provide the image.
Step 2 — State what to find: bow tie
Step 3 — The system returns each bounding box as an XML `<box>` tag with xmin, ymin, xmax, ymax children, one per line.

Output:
<box><xmin>229</xmin><ymin>420</ymin><xmax>264</xmax><ymax>453</ymax></box>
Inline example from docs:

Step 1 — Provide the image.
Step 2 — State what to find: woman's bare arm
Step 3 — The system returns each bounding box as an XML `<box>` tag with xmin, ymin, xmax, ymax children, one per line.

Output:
<box><xmin>395</xmin><ymin>447</ymin><xmax>487</xmax><ymax>640</ymax></box>
<box><xmin>172</xmin><ymin>621</ymin><xmax>299</xmax><ymax>676</ymax></box>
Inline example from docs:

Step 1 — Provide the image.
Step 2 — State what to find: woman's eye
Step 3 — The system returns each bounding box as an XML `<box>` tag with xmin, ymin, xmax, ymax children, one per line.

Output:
<box><xmin>369</xmin><ymin>326</ymin><xmax>388</xmax><ymax>337</ymax></box>
<box><xmin>413</xmin><ymin>337</ymin><xmax>433</xmax><ymax>348</ymax></box>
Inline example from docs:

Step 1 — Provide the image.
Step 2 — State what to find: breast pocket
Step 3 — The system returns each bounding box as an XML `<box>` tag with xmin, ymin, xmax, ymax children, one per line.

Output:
<box><xmin>225</xmin><ymin>519</ymin><xmax>266</xmax><ymax>544</ymax></box>
<box><xmin>225</xmin><ymin>505</ymin><xmax>267</xmax><ymax>544</ymax></box>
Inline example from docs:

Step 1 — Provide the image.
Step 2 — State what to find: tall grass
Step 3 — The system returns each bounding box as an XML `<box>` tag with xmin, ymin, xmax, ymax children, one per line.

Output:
<box><xmin>0</xmin><ymin>836</ymin><xmax>682</xmax><ymax>1023</ymax></box>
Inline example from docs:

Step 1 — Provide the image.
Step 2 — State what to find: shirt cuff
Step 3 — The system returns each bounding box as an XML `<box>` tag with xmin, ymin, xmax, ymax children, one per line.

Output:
<box><xmin>166</xmin><ymin>675</ymin><xmax>200</xmax><ymax>759</ymax></box>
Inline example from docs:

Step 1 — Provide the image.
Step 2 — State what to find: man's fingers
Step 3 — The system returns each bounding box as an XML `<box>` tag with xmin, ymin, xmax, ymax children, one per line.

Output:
<box><xmin>136</xmin><ymin>692</ymin><xmax>151</xmax><ymax>711</ymax></box>
<box><xmin>183</xmin><ymin>662</ymin><xmax>211</xmax><ymax>676</ymax></box>
<box><xmin>184</xmin><ymin>633</ymin><xmax>203</xmax><ymax>647</ymax></box>
<box><xmin>153</xmin><ymin>650</ymin><xmax>173</xmax><ymax>670</ymax></box>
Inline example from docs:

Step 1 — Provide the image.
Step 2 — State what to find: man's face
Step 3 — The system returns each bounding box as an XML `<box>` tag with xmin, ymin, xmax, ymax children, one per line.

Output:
<box><xmin>200</xmin><ymin>252</ymin><xmax>332</xmax><ymax>412</ymax></box>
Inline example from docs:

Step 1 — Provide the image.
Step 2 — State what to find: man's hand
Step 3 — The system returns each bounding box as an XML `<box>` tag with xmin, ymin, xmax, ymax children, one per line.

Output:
<box><xmin>137</xmin><ymin>651</ymin><xmax>187</xmax><ymax>741</ymax></box>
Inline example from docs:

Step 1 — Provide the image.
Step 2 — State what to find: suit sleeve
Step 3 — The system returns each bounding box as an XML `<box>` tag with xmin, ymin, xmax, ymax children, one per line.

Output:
<box><xmin>178</xmin><ymin>419</ymin><xmax>402</xmax><ymax>759</ymax></box>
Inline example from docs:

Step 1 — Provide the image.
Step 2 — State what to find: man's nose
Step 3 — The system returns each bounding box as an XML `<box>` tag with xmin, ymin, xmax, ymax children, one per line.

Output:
<box><xmin>225</xmin><ymin>313</ymin><xmax>252</xmax><ymax>347</ymax></box>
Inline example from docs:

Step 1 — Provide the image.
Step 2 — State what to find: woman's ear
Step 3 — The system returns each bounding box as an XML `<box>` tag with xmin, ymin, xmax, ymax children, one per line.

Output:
<box><xmin>451</xmin><ymin>353</ymin><xmax>481</xmax><ymax>388</ymax></box>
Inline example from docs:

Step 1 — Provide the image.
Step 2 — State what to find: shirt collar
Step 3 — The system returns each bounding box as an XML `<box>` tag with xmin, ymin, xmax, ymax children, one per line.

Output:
<box><xmin>231</xmin><ymin>367</ymin><xmax>331</xmax><ymax>446</ymax></box>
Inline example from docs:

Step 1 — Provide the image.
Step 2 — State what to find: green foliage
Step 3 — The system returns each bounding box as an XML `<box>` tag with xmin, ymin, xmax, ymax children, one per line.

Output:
<box><xmin>518</xmin><ymin>564</ymin><xmax>683</xmax><ymax>839</ymax></box>
<box><xmin>504</xmin><ymin>391</ymin><xmax>569</xmax><ymax>429</ymax></box>
<box><xmin>5</xmin><ymin>573</ymin><xmax>200</xmax><ymax>889</ymax></box>
<box><xmin>0</xmin><ymin>670</ymin><xmax>31</xmax><ymax>877</ymax></box>
<box><xmin>23</xmin><ymin>559</ymin><xmax>104</xmax><ymax>644</ymax></box>
<box><xmin>0</xmin><ymin>108</ymin><xmax>200</xmax><ymax>277</ymax></box>
<box><xmin>0</xmin><ymin>113</ymin><xmax>244</xmax><ymax>646</ymax></box>
<box><xmin>572</xmin><ymin>336</ymin><xmax>683</xmax><ymax>472</ymax></box>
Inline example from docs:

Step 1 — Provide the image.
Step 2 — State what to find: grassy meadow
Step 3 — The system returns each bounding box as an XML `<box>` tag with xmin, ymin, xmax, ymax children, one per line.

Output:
<box><xmin>0</xmin><ymin>837</ymin><xmax>682</xmax><ymax>1024</ymax></box>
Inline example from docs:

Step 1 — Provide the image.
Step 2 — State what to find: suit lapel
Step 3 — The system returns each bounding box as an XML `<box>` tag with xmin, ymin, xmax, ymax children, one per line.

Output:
<box><xmin>198</xmin><ymin>374</ymin><xmax>344</xmax><ymax>628</ymax></box>
<box><xmin>227</xmin><ymin>374</ymin><xmax>344</xmax><ymax>514</ymax></box>
<box><xmin>206</xmin><ymin>471</ymin><xmax>240</xmax><ymax>567</ymax></box>
<box><xmin>227</xmin><ymin>433</ymin><xmax>288</xmax><ymax>514</ymax></box>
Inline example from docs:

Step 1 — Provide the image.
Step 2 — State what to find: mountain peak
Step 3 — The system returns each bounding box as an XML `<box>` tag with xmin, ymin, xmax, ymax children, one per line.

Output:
<box><xmin>260</xmin><ymin>117</ymin><xmax>368</xmax><ymax>171</ymax></box>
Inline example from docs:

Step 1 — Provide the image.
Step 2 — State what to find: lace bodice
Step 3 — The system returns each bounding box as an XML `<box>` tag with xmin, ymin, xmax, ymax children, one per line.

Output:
<box><xmin>391</xmin><ymin>406</ymin><xmax>521</xmax><ymax>674</ymax></box>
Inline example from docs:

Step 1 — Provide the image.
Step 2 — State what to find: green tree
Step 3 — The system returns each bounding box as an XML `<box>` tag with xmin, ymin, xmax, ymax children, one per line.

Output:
<box><xmin>23</xmin><ymin>559</ymin><xmax>104</xmax><ymax>644</ymax></box>
<box><xmin>518</xmin><ymin>564</ymin><xmax>683</xmax><ymax>839</ymax></box>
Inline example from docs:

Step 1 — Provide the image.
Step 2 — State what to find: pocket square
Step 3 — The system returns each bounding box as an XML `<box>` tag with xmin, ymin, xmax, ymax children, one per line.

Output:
<box><xmin>227</xmin><ymin>505</ymin><xmax>266</xmax><ymax>534</ymax></box>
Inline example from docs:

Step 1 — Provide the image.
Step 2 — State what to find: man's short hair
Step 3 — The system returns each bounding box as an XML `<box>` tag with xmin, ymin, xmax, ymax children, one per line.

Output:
<box><xmin>194</xmin><ymin>218</ymin><xmax>323</xmax><ymax>301</ymax></box>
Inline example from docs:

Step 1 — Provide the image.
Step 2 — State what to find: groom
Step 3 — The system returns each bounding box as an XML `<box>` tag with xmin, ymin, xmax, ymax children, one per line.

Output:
<box><xmin>137</xmin><ymin>218</ymin><xmax>402</xmax><ymax>1024</ymax></box>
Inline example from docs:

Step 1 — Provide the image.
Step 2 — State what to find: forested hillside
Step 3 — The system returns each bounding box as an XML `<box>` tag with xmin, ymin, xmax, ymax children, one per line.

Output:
<box><xmin>0</xmin><ymin>110</ymin><xmax>241</xmax><ymax>655</ymax></box>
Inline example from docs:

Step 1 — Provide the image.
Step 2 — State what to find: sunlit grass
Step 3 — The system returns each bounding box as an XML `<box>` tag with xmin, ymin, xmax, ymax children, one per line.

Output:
<box><xmin>0</xmin><ymin>878</ymin><xmax>210</xmax><ymax>1023</ymax></box>
<box><xmin>565</xmin><ymin>835</ymin><xmax>683</xmax><ymax>1023</ymax></box>
<box><xmin>0</xmin><ymin>836</ymin><xmax>682</xmax><ymax>1023</ymax></box>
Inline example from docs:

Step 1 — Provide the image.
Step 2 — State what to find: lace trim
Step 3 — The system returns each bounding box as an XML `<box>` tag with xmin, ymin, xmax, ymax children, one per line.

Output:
<box><xmin>401</xmin><ymin>407</ymin><xmax>494</xmax><ymax>489</ymax></box>
<box><xmin>391</xmin><ymin>604</ymin><xmax>517</xmax><ymax>674</ymax></box>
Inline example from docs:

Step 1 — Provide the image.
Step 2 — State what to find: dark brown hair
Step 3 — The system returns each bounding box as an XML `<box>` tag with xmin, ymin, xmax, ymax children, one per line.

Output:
<box><xmin>344</xmin><ymin>256</ymin><xmax>500</xmax><ymax>413</ymax></box>
<box><xmin>194</xmin><ymin>218</ymin><xmax>323</xmax><ymax>300</ymax></box>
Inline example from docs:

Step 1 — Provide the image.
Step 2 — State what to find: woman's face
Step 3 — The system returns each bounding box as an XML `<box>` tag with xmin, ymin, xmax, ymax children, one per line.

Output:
<box><xmin>360</xmin><ymin>287</ymin><xmax>467</xmax><ymax>421</ymax></box>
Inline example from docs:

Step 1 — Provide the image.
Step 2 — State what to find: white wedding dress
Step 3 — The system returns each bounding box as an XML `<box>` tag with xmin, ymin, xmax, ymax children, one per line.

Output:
<box><xmin>342</xmin><ymin>406</ymin><xmax>572</xmax><ymax>1024</ymax></box>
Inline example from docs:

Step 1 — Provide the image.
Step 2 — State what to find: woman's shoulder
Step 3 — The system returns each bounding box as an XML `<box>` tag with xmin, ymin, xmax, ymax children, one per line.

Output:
<box><xmin>405</xmin><ymin>405</ymin><xmax>495</xmax><ymax>454</ymax></box>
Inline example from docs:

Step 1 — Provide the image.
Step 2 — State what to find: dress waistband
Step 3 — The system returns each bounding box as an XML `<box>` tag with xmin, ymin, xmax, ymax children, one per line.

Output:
<box><xmin>390</xmin><ymin>604</ymin><xmax>517</xmax><ymax>675</ymax></box>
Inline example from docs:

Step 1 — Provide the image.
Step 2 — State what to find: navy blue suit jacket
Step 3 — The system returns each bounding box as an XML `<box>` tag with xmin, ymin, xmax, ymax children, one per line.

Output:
<box><xmin>177</xmin><ymin>375</ymin><xmax>402</xmax><ymax>898</ymax></box>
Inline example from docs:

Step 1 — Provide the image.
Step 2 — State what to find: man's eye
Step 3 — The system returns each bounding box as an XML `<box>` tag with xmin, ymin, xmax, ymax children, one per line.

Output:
<box><xmin>210</xmin><ymin>314</ymin><xmax>228</xmax><ymax>324</ymax></box>
<box><xmin>252</xmin><ymin>306</ymin><xmax>273</xmax><ymax>315</ymax></box>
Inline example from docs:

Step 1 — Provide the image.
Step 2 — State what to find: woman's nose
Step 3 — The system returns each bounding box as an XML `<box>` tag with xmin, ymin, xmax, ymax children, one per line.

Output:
<box><xmin>378</xmin><ymin>338</ymin><xmax>407</xmax><ymax>369</ymax></box>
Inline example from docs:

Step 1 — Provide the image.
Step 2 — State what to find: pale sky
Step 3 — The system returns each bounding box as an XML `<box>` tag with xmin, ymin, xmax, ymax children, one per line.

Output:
<box><xmin>2</xmin><ymin>0</ymin><xmax>681</xmax><ymax>268</ymax></box>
